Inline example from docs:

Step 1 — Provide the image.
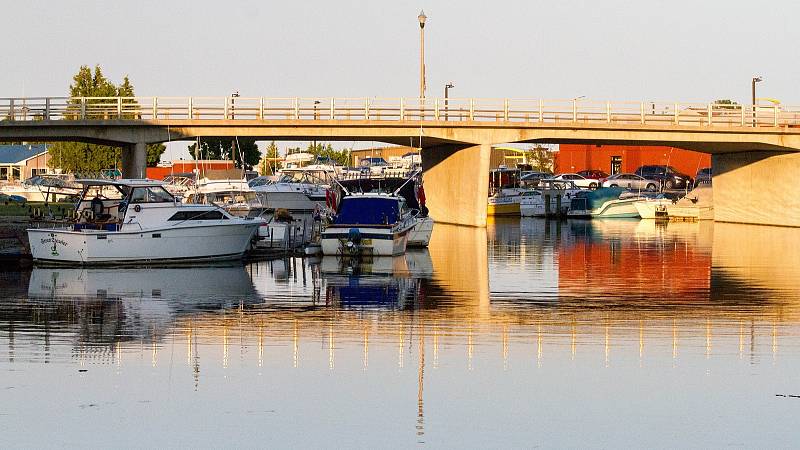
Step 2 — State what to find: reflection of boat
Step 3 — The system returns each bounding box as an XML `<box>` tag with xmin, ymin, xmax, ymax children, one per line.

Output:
<box><xmin>321</xmin><ymin>194</ymin><xmax>416</xmax><ymax>256</ymax></box>
<box><xmin>519</xmin><ymin>179</ymin><xmax>581</xmax><ymax>217</ymax></box>
<box><xmin>567</xmin><ymin>187</ymin><xmax>645</xmax><ymax>218</ymax></box>
<box><xmin>318</xmin><ymin>255</ymin><xmax>423</xmax><ymax>309</ymax></box>
<box><xmin>27</xmin><ymin>179</ymin><xmax>259</xmax><ymax>265</ymax></box>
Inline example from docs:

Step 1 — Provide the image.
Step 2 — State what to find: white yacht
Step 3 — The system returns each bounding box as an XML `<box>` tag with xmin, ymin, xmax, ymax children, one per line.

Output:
<box><xmin>187</xmin><ymin>177</ymin><xmax>263</xmax><ymax>218</ymax></box>
<box><xmin>519</xmin><ymin>179</ymin><xmax>582</xmax><ymax>217</ymax></box>
<box><xmin>250</xmin><ymin>165</ymin><xmax>334</xmax><ymax>214</ymax></box>
<box><xmin>1</xmin><ymin>174</ymin><xmax>81</xmax><ymax>202</ymax></box>
<box><xmin>27</xmin><ymin>179</ymin><xmax>260</xmax><ymax>265</ymax></box>
<box><xmin>321</xmin><ymin>193</ymin><xmax>417</xmax><ymax>256</ymax></box>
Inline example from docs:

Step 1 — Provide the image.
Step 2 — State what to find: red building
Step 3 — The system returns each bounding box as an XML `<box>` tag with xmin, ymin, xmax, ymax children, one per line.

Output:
<box><xmin>554</xmin><ymin>144</ymin><xmax>710</xmax><ymax>177</ymax></box>
<box><xmin>146</xmin><ymin>160</ymin><xmax>235</xmax><ymax>180</ymax></box>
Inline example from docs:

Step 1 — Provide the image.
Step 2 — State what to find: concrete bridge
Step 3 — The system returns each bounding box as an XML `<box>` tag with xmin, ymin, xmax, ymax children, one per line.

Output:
<box><xmin>3</xmin><ymin>96</ymin><xmax>800</xmax><ymax>227</ymax></box>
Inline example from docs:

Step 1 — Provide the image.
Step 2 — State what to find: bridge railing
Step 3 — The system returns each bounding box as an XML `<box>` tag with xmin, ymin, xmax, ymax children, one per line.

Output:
<box><xmin>1</xmin><ymin>96</ymin><xmax>798</xmax><ymax>128</ymax></box>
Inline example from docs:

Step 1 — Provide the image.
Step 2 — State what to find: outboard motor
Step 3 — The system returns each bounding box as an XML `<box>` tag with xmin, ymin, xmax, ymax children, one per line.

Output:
<box><xmin>346</xmin><ymin>228</ymin><xmax>362</xmax><ymax>256</ymax></box>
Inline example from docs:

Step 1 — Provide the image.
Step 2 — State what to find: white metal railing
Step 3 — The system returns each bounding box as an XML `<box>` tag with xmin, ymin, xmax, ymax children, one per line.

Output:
<box><xmin>1</xmin><ymin>96</ymin><xmax>797</xmax><ymax>128</ymax></box>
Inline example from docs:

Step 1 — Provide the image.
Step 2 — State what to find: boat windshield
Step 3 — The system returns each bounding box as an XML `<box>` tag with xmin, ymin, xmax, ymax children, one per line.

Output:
<box><xmin>278</xmin><ymin>170</ymin><xmax>331</xmax><ymax>185</ymax></box>
<box><xmin>129</xmin><ymin>186</ymin><xmax>175</xmax><ymax>203</ymax></box>
<box><xmin>334</xmin><ymin>197</ymin><xmax>400</xmax><ymax>225</ymax></box>
<box><xmin>83</xmin><ymin>184</ymin><xmax>127</xmax><ymax>200</ymax></box>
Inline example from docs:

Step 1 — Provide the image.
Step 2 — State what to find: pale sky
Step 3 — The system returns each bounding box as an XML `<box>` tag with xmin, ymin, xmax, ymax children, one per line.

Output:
<box><xmin>4</xmin><ymin>0</ymin><xmax>799</xmax><ymax>159</ymax></box>
<box><xmin>4</xmin><ymin>0</ymin><xmax>798</xmax><ymax>104</ymax></box>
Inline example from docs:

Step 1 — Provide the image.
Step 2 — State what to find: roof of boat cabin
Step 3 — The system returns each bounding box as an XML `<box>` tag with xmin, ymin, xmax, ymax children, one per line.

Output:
<box><xmin>76</xmin><ymin>179</ymin><xmax>166</xmax><ymax>187</ymax></box>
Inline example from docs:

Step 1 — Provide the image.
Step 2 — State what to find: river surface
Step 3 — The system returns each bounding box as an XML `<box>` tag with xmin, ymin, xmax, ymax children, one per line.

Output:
<box><xmin>2</xmin><ymin>219</ymin><xmax>800</xmax><ymax>448</ymax></box>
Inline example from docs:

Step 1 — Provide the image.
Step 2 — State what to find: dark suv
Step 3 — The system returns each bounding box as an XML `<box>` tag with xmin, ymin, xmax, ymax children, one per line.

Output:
<box><xmin>634</xmin><ymin>165</ymin><xmax>693</xmax><ymax>190</ymax></box>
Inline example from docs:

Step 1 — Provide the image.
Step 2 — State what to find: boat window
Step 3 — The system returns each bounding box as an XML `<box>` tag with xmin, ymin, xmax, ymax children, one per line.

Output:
<box><xmin>129</xmin><ymin>186</ymin><xmax>176</xmax><ymax>203</ymax></box>
<box><xmin>334</xmin><ymin>198</ymin><xmax>400</xmax><ymax>225</ymax></box>
<box><xmin>168</xmin><ymin>210</ymin><xmax>227</xmax><ymax>221</ymax></box>
<box><xmin>84</xmin><ymin>184</ymin><xmax>126</xmax><ymax>200</ymax></box>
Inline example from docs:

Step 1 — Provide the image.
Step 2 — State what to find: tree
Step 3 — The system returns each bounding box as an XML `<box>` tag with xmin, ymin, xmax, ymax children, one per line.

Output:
<box><xmin>305</xmin><ymin>142</ymin><xmax>350</xmax><ymax>165</ymax></box>
<box><xmin>47</xmin><ymin>65</ymin><xmax>166</xmax><ymax>173</ymax></box>
<box><xmin>714</xmin><ymin>99</ymin><xmax>739</xmax><ymax>110</ymax></box>
<box><xmin>525</xmin><ymin>145</ymin><xmax>555</xmax><ymax>172</ymax></box>
<box><xmin>259</xmin><ymin>141</ymin><xmax>282</xmax><ymax>174</ymax></box>
<box><xmin>187</xmin><ymin>137</ymin><xmax>261</xmax><ymax>169</ymax></box>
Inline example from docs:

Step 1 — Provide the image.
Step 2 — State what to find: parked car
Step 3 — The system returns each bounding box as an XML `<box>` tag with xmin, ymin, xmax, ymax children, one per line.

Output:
<box><xmin>601</xmin><ymin>173</ymin><xmax>659</xmax><ymax>191</ymax></box>
<box><xmin>520</xmin><ymin>171</ymin><xmax>553</xmax><ymax>186</ymax></box>
<box><xmin>634</xmin><ymin>165</ymin><xmax>693</xmax><ymax>190</ymax></box>
<box><xmin>695</xmin><ymin>167</ymin><xmax>712</xmax><ymax>186</ymax></box>
<box><xmin>552</xmin><ymin>173</ymin><xmax>599</xmax><ymax>189</ymax></box>
<box><xmin>577</xmin><ymin>169</ymin><xmax>609</xmax><ymax>181</ymax></box>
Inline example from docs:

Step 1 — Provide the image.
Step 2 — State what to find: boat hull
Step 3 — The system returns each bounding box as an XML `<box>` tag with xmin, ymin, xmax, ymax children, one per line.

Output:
<box><xmin>28</xmin><ymin>222</ymin><xmax>259</xmax><ymax>265</ymax></box>
<box><xmin>487</xmin><ymin>199</ymin><xmax>521</xmax><ymax>216</ymax></box>
<box><xmin>634</xmin><ymin>199</ymin><xmax>672</xmax><ymax>219</ymax></box>
<box><xmin>568</xmin><ymin>199</ymin><xmax>642</xmax><ymax>219</ymax></box>
<box><xmin>407</xmin><ymin>216</ymin><xmax>434</xmax><ymax>247</ymax></box>
<box><xmin>321</xmin><ymin>226</ymin><xmax>411</xmax><ymax>256</ymax></box>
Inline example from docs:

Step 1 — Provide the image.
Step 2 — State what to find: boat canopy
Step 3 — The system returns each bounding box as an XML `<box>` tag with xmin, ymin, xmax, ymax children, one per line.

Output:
<box><xmin>334</xmin><ymin>196</ymin><xmax>400</xmax><ymax>225</ymax></box>
<box><xmin>575</xmin><ymin>187</ymin><xmax>626</xmax><ymax>210</ymax></box>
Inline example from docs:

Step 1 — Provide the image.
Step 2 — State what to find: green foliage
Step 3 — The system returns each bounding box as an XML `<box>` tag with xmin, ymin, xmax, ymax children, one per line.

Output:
<box><xmin>260</xmin><ymin>141</ymin><xmax>282</xmax><ymax>174</ymax></box>
<box><xmin>306</xmin><ymin>142</ymin><xmax>351</xmax><ymax>165</ymax></box>
<box><xmin>48</xmin><ymin>65</ymin><xmax>166</xmax><ymax>172</ymax></box>
<box><xmin>525</xmin><ymin>146</ymin><xmax>555</xmax><ymax>172</ymax></box>
<box><xmin>714</xmin><ymin>99</ymin><xmax>739</xmax><ymax>110</ymax></box>
<box><xmin>187</xmin><ymin>137</ymin><xmax>261</xmax><ymax>169</ymax></box>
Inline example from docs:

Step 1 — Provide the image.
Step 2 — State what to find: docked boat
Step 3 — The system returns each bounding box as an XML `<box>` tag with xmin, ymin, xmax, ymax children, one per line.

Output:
<box><xmin>27</xmin><ymin>179</ymin><xmax>260</xmax><ymax>265</ymax></box>
<box><xmin>519</xmin><ymin>179</ymin><xmax>582</xmax><ymax>217</ymax></box>
<box><xmin>487</xmin><ymin>167</ymin><xmax>527</xmax><ymax>216</ymax></box>
<box><xmin>407</xmin><ymin>216</ymin><xmax>434</xmax><ymax>247</ymax></box>
<box><xmin>567</xmin><ymin>187</ymin><xmax>646</xmax><ymax>218</ymax></box>
<box><xmin>250</xmin><ymin>165</ymin><xmax>334</xmax><ymax>214</ymax></box>
<box><xmin>321</xmin><ymin>193</ymin><xmax>417</xmax><ymax>256</ymax></box>
<box><xmin>187</xmin><ymin>175</ymin><xmax>264</xmax><ymax>218</ymax></box>
<box><xmin>0</xmin><ymin>174</ymin><xmax>82</xmax><ymax>203</ymax></box>
<box><xmin>633</xmin><ymin>197</ymin><xmax>674</xmax><ymax>219</ymax></box>
<box><xmin>666</xmin><ymin>185</ymin><xmax>714</xmax><ymax>220</ymax></box>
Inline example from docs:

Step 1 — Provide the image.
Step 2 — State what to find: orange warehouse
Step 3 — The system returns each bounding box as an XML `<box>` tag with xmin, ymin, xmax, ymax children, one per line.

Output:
<box><xmin>554</xmin><ymin>144</ymin><xmax>710</xmax><ymax>177</ymax></box>
<box><xmin>146</xmin><ymin>160</ymin><xmax>235</xmax><ymax>180</ymax></box>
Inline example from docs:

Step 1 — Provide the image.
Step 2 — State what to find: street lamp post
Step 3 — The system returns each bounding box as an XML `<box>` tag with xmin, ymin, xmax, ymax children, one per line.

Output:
<box><xmin>752</xmin><ymin>76</ymin><xmax>762</xmax><ymax>126</ymax></box>
<box><xmin>418</xmin><ymin>10</ymin><xmax>427</xmax><ymax>102</ymax></box>
<box><xmin>313</xmin><ymin>100</ymin><xmax>321</xmax><ymax>151</ymax></box>
<box><xmin>444</xmin><ymin>82</ymin><xmax>454</xmax><ymax>120</ymax></box>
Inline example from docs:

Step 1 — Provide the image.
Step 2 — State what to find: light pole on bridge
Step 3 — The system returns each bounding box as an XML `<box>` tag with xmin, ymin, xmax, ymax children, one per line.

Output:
<box><xmin>418</xmin><ymin>10</ymin><xmax>427</xmax><ymax>100</ymax></box>
<box><xmin>752</xmin><ymin>76</ymin><xmax>763</xmax><ymax>127</ymax></box>
<box><xmin>444</xmin><ymin>82</ymin><xmax>454</xmax><ymax>120</ymax></box>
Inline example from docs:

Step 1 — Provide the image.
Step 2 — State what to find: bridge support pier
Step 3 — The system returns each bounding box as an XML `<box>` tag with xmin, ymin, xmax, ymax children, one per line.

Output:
<box><xmin>714</xmin><ymin>151</ymin><xmax>800</xmax><ymax>227</ymax></box>
<box><xmin>422</xmin><ymin>143</ymin><xmax>491</xmax><ymax>227</ymax></box>
<box><xmin>121</xmin><ymin>142</ymin><xmax>147</xmax><ymax>179</ymax></box>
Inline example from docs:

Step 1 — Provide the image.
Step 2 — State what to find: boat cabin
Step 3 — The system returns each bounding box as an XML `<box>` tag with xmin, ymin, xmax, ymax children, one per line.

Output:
<box><xmin>332</xmin><ymin>195</ymin><xmax>405</xmax><ymax>227</ymax></box>
<box><xmin>489</xmin><ymin>167</ymin><xmax>521</xmax><ymax>196</ymax></box>
<box><xmin>72</xmin><ymin>179</ymin><xmax>228</xmax><ymax>232</ymax></box>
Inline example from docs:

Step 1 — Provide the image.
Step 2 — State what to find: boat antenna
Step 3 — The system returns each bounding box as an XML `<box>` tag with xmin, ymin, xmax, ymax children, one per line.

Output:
<box><xmin>235</xmin><ymin>136</ymin><xmax>246</xmax><ymax>193</ymax></box>
<box><xmin>330</xmin><ymin>175</ymin><xmax>351</xmax><ymax>196</ymax></box>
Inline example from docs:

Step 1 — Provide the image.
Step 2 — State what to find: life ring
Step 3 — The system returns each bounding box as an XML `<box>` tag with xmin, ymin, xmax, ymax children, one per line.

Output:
<box><xmin>134</xmin><ymin>204</ymin><xmax>142</xmax><ymax>213</ymax></box>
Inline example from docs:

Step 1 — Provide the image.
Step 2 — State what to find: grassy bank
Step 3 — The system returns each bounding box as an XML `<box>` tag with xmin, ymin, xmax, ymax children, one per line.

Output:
<box><xmin>0</xmin><ymin>201</ymin><xmax>74</xmax><ymax>218</ymax></box>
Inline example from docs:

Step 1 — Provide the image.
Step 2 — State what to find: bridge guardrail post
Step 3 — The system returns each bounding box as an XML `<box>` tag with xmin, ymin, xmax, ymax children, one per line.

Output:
<box><xmin>294</xmin><ymin>98</ymin><xmax>300</xmax><ymax>120</ymax></box>
<box><xmin>706</xmin><ymin>103</ymin><xmax>712</xmax><ymax>126</ymax></box>
<box><xmin>153</xmin><ymin>97</ymin><xmax>158</xmax><ymax>120</ymax></box>
<box><xmin>365</xmin><ymin>98</ymin><xmax>370</xmax><ymax>120</ymax></box>
<box><xmin>606</xmin><ymin>101</ymin><xmax>611</xmax><ymax>123</ymax></box>
<box><xmin>774</xmin><ymin>106</ymin><xmax>778</xmax><ymax>127</ymax></box>
<box><xmin>400</xmin><ymin>99</ymin><xmax>405</xmax><ymax>120</ymax></box>
<box><xmin>223</xmin><ymin>98</ymin><xmax>229</xmax><ymax>120</ymax></box>
<box><xmin>504</xmin><ymin>99</ymin><xmax>509</xmax><ymax>121</ymax></box>
<box><xmin>258</xmin><ymin>97</ymin><xmax>264</xmax><ymax>120</ymax></box>
<box><xmin>117</xmin><ymin>97</ymin><xmax>122</xmax><ymax>119</ymax></box>
<box><xmin>572</xmin><ymin>99</ymin><xmax>577</xmax><ymax>122</ymax></box>
<box><xmin>188</xmin><ymin>97</ymin><xmax>194</xmax><ymax>119</ymax></box>
<box><xmin>330</xmin><ymin>98</ymin><xmax>335</xmax><ymax>120</ymax></box>
<box><xmin>740</xmin><ymin>105</ymin><xmax>745</xmax><ymax>127</ymax></box>
<box><xmin>640</xmin><ymin>102</ymin><xmax>645</xmax><ymax>124</ymax></box>
<box><xmin>434</xmin><ymin>99</ymin><xmax>440</xmax><ymax>120</ymax></box>
<box><xmin>80</xmin><ymin>97</ymin><xmax>86</xmax><ymax>120</ymax></box>
<box><xmin>538</xmin><ymin>99</ymin><xmax>544</xmax><ymax>123</ymax></box>
<box><xmin>674</xmin><ymin>103</ymin><xmax>679</xmax><ymax>125</ymax></box>
<box><xmin>44</xmin><ymin>98</ymin><xmax>50</xmax><ymax>120</ymax></box>
<box><xmin>469</xmin><ymin>99</ymin><xmax>474</xmax><ymax>121</ymax></box>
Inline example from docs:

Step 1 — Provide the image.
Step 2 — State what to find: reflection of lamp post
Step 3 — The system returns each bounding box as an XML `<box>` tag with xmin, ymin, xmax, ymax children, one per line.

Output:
<box><xmin>444</xmin><ymin>82</ymin><xmax>454</xmax><ymax>120</ymax></box>
<box><xmin>752</xmin><ymin>76</ymin><xmax>763</xmax><ymax>126</ymax></box>
<box><xmin>418</xmin><ymin>10</ymin><xmax>427</xmax><ymax>100</ymax></box>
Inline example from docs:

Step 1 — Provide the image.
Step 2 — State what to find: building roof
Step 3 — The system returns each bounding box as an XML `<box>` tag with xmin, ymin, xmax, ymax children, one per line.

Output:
<box><xmin>0</xmin><ymin>144</ymin><xmax>48</xmax><ymax>165</ymax></box>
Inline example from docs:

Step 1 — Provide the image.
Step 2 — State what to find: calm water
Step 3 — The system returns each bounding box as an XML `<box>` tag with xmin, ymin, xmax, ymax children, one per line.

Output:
<box><xmin>2</xmin><ymin>219</ymin><xmax>800</xmax><ymax>448</ymax></box>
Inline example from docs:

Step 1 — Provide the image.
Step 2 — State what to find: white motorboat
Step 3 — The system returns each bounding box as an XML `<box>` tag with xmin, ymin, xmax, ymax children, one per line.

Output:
<box><xmin>487</xmin><ymin>167</ymin><xmax>526</xmax><ymax>216</ymax></box>
<box><xmin>0</xmin><ymin>174</ymin><xmax>81</xmax><ymax>202</ymax></box>
<box><xmin>407</xmin><ymin>216</ymin><xmax>434</xmax><ymax>247</ymax></box>
<box><xmin>27</xmin><ymin>179</ymin><xmax>260</xmax><ymax>265</ymax></box>
<box><xmin>567</xmin><ymin>187</ymin><xmax>646</xmax><ymax>219</ymax></box>
<box><xmin>187</xmin><ymin>177</ymin><xmax>264</xmax><ymax>218</ymax></box>
<box><xmin>519</xmin><ymin>179</ymin><xmax>582</xmax><ymax>217</ymax></box>
<box><xmin>633</xmin><ymin>197</ymin><xmax>674</xmax><ymax>219</ymax></box>
<box><xmin>666</xmin><ymin>185</ymin><xmax>714</xmax><ymax>220</ymax></box>
<box><xmin>321</xmin><ymin>193</ymin><xmax>417</xmax><ymax>256</ymax></box>
<box><xmin>250</xmin><ymin>165</ymin><xmax>334</xmax><ymax>214</ymax></box>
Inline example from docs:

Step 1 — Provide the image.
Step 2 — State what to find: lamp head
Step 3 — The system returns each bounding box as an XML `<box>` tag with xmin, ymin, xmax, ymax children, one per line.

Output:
<box><xmin>418</xmin><ymin>10</ymin><xmax>427</xmax><ymax>28</ymax></box>
<box><xmin>753</xmin><ymin>76</ymin><xmax>763</xmax><ymax>83</ymax></box>
<box><xmin>446</xmin><ymin>82</ymin><xmax>455</xmax><ymax>89</ymax></box>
